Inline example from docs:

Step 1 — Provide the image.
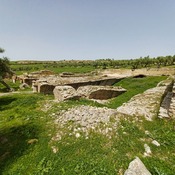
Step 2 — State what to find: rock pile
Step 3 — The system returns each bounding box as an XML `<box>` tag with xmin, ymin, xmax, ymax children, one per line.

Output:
<box><xmin>53</xmin><ymin>105</ymin><xmax>117</xmax><ymax>138</ymax></box>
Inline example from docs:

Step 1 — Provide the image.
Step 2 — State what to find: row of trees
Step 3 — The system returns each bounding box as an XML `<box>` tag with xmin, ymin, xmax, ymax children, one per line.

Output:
<box><xmin>11</xmin><ymin>55</ymin><xmax>175</xmax><ymax>72</ymax></box>
<box><xmin>93</xmin><ymin>55</ymin><xmax>175</xmax><ymax>70</ymax></box>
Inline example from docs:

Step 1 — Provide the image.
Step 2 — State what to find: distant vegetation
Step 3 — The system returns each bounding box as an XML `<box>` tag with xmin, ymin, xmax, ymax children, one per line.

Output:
<box><xmin>10</xmin><ymin>54</ymin><xmax>175</xmax><ymax>74</ymax></box>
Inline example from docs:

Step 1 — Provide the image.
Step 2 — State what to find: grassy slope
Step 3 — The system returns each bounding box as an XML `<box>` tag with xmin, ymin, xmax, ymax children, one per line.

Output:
<box><xmin>107</xmin><ymin>76</ymin><xmax>167</xmax><ymax>108</ymax></box>
<box><xmin>0</xmin><ymin>76</ymin><xmax>175</xmax><ymax>174</ymax></box>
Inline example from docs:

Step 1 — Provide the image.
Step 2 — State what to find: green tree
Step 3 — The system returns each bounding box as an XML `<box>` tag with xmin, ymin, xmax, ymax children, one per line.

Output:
<box><xmin>0</xmin><ymin>48</ymin><xmax>14</xmax><ymax>91</ymax></box>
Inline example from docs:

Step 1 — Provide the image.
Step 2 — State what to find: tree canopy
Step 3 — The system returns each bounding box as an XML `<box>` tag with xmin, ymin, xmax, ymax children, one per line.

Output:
<box><xmin>0</xmin><ymin>48</ymin><xmax>14</xmax><ymax>91</ymax></box>
<box><xmin>0</xmin><ymin>47</ymin><xmax>5</xmax><ymax>53</ymax></box>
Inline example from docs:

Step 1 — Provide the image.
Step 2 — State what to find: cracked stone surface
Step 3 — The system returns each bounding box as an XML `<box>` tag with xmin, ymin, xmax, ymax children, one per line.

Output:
<box><xmin>117</xmin><ymin>81</ymin><xmax>172</xmax><ymax>120</ymax></box>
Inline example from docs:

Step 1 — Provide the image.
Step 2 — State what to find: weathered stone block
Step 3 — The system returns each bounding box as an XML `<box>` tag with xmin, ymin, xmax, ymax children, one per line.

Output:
<box><xmin>124</xmin><ymin>157</ymin><xmax>151</xmax><ymax>175</ymax></box>
<box><xmin>77</xmin><ymin>85</ymin><xmax>126</xmax><ymax>100</ymax></box>
<box><xmin>53</xmin><ymin>86</ymin><xmax>80</xmax><ymax>101</ymax></box>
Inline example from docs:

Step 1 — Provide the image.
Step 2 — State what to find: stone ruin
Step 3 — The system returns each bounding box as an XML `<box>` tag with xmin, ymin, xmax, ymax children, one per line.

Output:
<box><xmin>53</xmin><ymin>86</ymin><xmax>81</xmax><ymax>101</ymax></box>
<box><xmin>53</xmin><ymin>85</ymin><xmax>127</xmax><ymax>102</ymax></box>
<box><xmin>13</xmin><ymin>70</ymin><xmax>128</xmax><ymax>101</ymax></box>
<box><xmin>77</xmin><ymin>85</ymin><xmax>126</xmax><ymax>100</ymax></box>
<box><xmin>16</xmin><ymin>70</ymin><xmax>55</xmax><ymax>86</ymax></box>
<box><xmin>116</xmin><ymin>78</ymin><xmax>175</xmax><ymax>120</ymax></box>
<box><xmin>32</xmin><ymin>75</ymin><xmax>123</xmax><ymax>94</ymax></box>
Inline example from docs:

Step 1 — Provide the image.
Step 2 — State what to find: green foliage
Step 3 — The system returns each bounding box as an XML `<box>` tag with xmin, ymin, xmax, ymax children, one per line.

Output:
<box><xmin>10</xmin><ymin>54</ymin><xmax>175</xmax><ymax>75</ymax></box>
<box><xmin>0</xmin><ymin>48</ymin><xmax>5</xmax><ymax>53</ymax></box>
<box><xmin>10</xmin><ymin>62</ymin><xmax>95</xmax><ymax>75</ymax></box>
<box><xmin>0</xmin><ymin>48</ymin><xmax>13</xmax><ymax>78</ymax></box>
<box><xmin>0</xmin><ymin>93</ymin><xmax>50</xmax><ymax>174</ymax></box>
<box><xmin>0</xmin><ymin>79</ymin><xmax>21</xmax><ymax>92</ymax></box>
<box><xmin>0</xmin><ymin>57</ymin><xmax>13</xmax><ymax>77</ymax></box>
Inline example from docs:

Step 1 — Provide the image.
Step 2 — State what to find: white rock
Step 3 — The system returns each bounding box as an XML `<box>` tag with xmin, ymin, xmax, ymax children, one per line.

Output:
<box><xmin>75</xmin><ymin>133</ymin><xmax>81</xmax><ymax>138</ymax></box>
<box><xmin>51</xmin><ymin>146</ymin><xmax>58</xmax><ymax>153</ymax></box>
<box><xmin>124</xmin><ymin>157</ymin><xmax>151</xmax><ymax>175</ymax></box>
<box><xmin>144</xmin><ymin>144</ymin><xmax>152</xmax><ymax>156</ymax></box>
<box><xmin>145</xmin><ymin>130</ymin><xmax>150</xmax><ymax>135</ymax></box>
<box><xmin>152</xmin><ymin>140</ymin><xmax>160</xmax><ymax>147</ymax></box>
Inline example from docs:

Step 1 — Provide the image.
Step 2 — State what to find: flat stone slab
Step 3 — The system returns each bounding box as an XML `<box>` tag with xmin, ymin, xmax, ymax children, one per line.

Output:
<box><xmin>117</xmin><ymin>81</ymin><xmax>172</xmax><ymax>120</ymax></box>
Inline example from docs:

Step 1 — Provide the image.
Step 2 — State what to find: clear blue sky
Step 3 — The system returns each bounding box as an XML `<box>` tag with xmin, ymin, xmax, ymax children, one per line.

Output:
<box><xmin>0</xmin><ymin>0</ymin><xmax>175</xmax><ymax>61</ymax></box>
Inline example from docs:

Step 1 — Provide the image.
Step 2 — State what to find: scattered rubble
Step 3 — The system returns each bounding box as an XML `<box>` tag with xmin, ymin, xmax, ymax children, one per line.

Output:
<box><xmin>51</xmin><ymin>105</ymin><xmax>118</xmax><ymax>143</ymax></box>
<box><xmin>54</xmin><ymin>105</ymin><xmax>117</xmax><ymax>132</ymax></box>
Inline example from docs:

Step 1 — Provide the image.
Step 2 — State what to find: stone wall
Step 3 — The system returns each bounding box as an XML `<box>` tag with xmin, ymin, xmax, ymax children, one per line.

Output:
<box><xmin>77</xmin><ymin>85</ymin><xmax>126</xmax><ymax>100</ymax></box>
<box><xmin>38</xmin><ymin>83</ymin><xmax>56</xmax><ymax>95</ymax></box>
<box><xmin>116</xmin><ymin>79</ymin><xmax>173</xmax><ymax>120</ymax></box>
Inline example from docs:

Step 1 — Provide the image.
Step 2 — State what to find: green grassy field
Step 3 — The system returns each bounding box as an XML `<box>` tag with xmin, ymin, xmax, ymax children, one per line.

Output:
<box><xmin>0</xmin><ymin>76</ymin><xmax>175</xmax><ymax>174</ymax></box>
<box><xmin>10</xmin><ymin>63</ymin><xmax>96</xmax><ymax>75</ymax></box>
<box><xmin>107</xmin><ymin>76</ymin><xmax>167</xmax><ymax>108</ymax></box>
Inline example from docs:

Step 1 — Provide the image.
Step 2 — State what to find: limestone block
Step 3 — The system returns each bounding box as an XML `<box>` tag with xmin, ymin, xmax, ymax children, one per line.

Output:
<box><xmin>77</xmin><ymin>85</ymin><xmax>126</xmax><ymax>100</ymax></box>
<box><xmin>53</xmin><ymin>86</ymin><xmax>80</xmax><ymax>101</ymax></box>
<box><xmin>124</xmin><ymin>157</ymin><xmax>151</xmax><ymax>175</ymax></box>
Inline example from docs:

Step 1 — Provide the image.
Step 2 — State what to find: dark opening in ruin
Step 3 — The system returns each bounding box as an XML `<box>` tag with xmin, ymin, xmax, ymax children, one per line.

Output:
<box><xmin>89</xmin><ymin>89</ymin><xmax>125</xmax><ymax>100</ymax></box>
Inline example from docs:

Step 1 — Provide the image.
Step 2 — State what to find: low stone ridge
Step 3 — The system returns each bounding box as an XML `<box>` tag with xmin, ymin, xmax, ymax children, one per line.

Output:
<box><xmin>117</xmin><ymin>80</ymin><xmax>173</xmax><ymax>120</ymax></box>
<box><xmin>124</xmin><ymin>157</ymin><xmax>151</xmax><ymax>175</ymax></box>
<box><xmin>77</xmin><ymin>85</ymin><xmax>126</xmax><ymax>100</ymax></box>
<box><xmin>53</xmin><ymin>86</ymin><xmax>81</xmax><ymax>101</ymax></box>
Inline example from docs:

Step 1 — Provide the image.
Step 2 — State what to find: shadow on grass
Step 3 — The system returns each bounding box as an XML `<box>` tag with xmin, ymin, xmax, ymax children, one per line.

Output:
<box><xmin>0</xmin><ymin>124</ymin><xmax>40</xmax><ymax>173</ymax></box>
<box><xmin>0</xmin><ymin>96</ymin><xmax>17</xmax><ymax>111</ymax></box>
